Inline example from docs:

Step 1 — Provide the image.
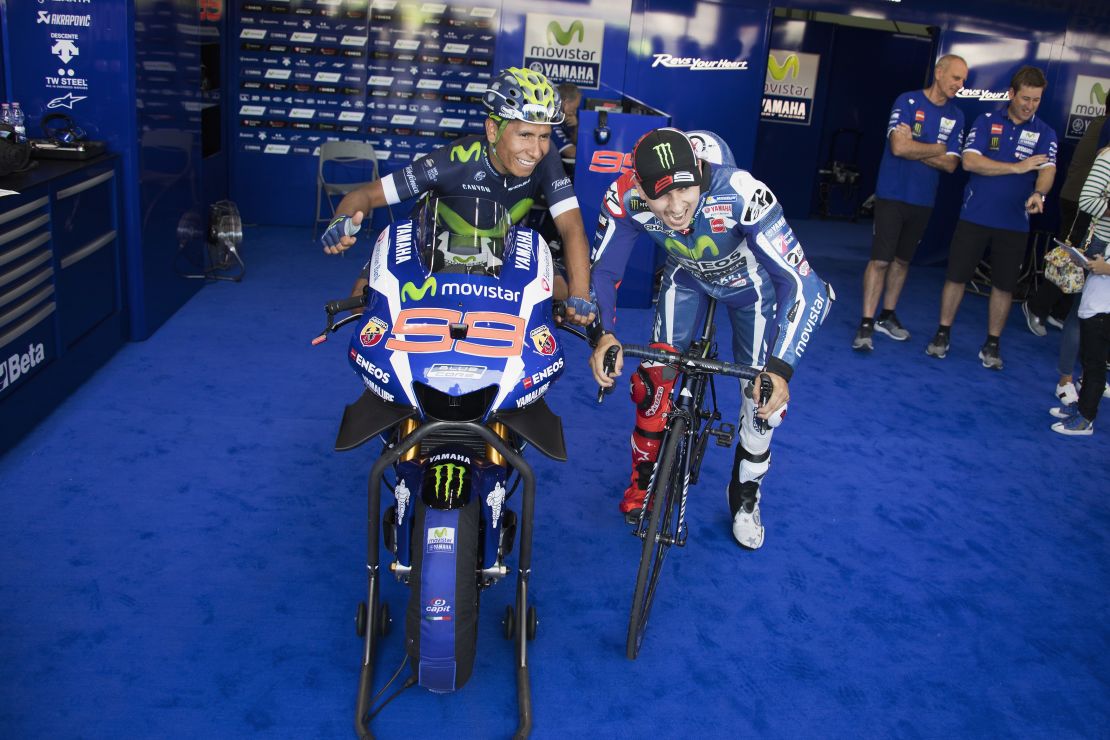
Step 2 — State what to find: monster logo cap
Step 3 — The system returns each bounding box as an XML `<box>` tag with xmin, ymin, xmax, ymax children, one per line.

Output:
<box><xmin>632</xmin><ymin>128</ymin><xmax>702</xmax><ymax>199</ymax></box>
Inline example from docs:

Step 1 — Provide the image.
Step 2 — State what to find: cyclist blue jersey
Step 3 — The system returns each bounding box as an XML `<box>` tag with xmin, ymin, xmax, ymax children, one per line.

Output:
<box><xmin>591</xmin><ymin>163</ymin><xmax>832</xmax><ymax>379</ymax></box>
<box><xmin>379</xmin><ymin>133</ymin><xmax>578</xmax><ymax>224</ymax></box>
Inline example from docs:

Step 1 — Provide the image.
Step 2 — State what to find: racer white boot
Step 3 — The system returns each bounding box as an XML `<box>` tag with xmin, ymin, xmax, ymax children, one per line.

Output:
<box><xmin>727</xmin><ymin>384</ymin><xmax>774</xmax><ymax>550</ymax></box>
<box><xmin>730</xmin><ymin>483</ymin><xmax>764</xmax><ymax>549</ymax></box>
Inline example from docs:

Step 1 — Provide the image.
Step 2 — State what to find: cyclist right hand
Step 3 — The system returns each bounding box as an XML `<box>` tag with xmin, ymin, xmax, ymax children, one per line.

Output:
<box><xmin>589</xmin><ymin>332</ymin><xmax>623</xmax><ymax>387</ymax></box>
<box><xmin>321</xmin><ymin>211</ymin><xmax>364</xmax><ymax>254</ymax></box>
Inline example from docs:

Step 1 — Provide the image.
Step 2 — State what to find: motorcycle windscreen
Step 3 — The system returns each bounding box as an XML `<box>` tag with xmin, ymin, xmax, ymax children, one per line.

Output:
<box><xmin>406</xmin><ymin>495</ymin><xmax>480</xmax><ymax>692</ymax></box>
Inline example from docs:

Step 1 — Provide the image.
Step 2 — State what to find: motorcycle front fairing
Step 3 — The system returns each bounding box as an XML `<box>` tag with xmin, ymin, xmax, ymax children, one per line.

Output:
<box><xmin>349</xmin><ymin>214</ymin><xmax>566</xmax><ymax>427</ymax></box>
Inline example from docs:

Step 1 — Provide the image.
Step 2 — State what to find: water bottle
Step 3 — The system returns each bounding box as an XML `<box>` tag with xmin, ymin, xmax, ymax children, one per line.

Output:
<box><xmin>10</xmin><ymin>102</ymin><xmax>26</xmax><ymax>142</ymax></box>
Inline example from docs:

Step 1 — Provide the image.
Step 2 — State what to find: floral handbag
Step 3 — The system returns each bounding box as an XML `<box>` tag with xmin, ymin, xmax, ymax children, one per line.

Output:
<box><xmin>1043</xmin><ymin>242</ymin><xmax>1087</xmax><ymax>294</ymax></box>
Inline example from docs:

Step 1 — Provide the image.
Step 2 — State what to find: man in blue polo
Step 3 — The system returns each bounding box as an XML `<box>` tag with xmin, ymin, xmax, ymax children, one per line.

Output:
<box><xmin>852</xmin><ymin>54</ymin><xmax>967</xmax><ymax>351</ymax></box>
<box><xmin>925</xmin><ymin>65</ymin><xmax>1058</xmax><ymax>369</ymax></box>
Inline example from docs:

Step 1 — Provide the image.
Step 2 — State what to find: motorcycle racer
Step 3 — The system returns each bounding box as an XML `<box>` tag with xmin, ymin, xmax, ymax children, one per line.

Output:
<box><xmin>321</xmin><ymin>67</ymin><xmax>595</xmax><ymax>324</ymax></box>
<box><xmin>589</xmin><ymin>128</ymin><xmax>833</xmax><ymax>549</ymax></box>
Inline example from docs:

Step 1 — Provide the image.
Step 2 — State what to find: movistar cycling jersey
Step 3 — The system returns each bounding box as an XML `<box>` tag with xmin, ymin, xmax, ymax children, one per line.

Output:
<box><xmin>379</xmin><ymin>133</ymin><xmax>578</xmax><ymax>224</ymax></box>
<box><xmin>591</xmin><ymin>163</ymin><xmax>832</xmax><ymax>379</ymax></box>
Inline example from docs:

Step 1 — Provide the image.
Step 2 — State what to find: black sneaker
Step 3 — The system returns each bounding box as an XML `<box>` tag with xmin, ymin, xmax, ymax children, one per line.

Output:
<box><xmin>925</xmin><ymin>331</ymin><xmax>949</xmax><ymax>359</ymax></box>
<box><xmin>852</xmin><ymin>324</ymin><xmax>874</xmax><ymax>351</ymax></box>
<box><xmin>978</xmin><ymin>341</ymin><xmax>1003</xmax><ymax>370</ymax></box>
<box><xmin>874</xmin><ymin>312</ymin><xmax>910</xmax><ymax>341</ymax></box>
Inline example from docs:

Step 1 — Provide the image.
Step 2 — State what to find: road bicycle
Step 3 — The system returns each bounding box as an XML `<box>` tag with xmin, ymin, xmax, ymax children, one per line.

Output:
<box><xmin>601</xmin><ymin>297</ymin><xmax>766</xmax><ymax>660</ymax></box>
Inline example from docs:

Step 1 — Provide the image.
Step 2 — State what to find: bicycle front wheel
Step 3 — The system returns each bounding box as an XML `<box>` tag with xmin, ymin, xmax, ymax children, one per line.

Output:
<box><xmin>626</xmin><ymin>416</ymin><xmax>688</xmax><ymax>660</ymax></box>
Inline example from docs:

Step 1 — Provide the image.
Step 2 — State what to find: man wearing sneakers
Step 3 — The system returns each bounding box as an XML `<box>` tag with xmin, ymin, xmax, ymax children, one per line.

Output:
<box><xmin>853</xmin><ymin>55</ymin><xmax>968</xmax><ymax>351</ymax></box>
<box><xmin>925</xmin><ymin>66</ymin><xmax>1058</xmax><ymax>369</ymax></box>
<box><xmin>1051</xmin><ymin>143</ymin><xmax>1110</xmax><ymax>435</ymax></box>
<box><xmin>589</xmin><ymin>128</ymin><xmax>833</xmax><ymax>549</ymax></box>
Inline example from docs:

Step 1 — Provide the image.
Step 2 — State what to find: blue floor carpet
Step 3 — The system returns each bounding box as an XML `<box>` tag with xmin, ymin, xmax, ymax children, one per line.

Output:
<box><xmin>1</xmin><ymin>219</ymin><xmax>1107</xmax><ymax>739</ymax></box>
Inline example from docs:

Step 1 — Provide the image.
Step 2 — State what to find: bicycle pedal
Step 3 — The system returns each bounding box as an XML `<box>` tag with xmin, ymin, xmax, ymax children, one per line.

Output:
<box><xmin>710</xmin><ymin>423</ymin><xmax>735</xmax><ymax>447</ymax></box>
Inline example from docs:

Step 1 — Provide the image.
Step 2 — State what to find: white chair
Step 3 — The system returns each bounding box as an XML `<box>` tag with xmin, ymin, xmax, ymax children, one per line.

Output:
<box><xmin>314</xmin><ymin>140</ymin><xmax>379</xmax><ymax>239</ymax></box>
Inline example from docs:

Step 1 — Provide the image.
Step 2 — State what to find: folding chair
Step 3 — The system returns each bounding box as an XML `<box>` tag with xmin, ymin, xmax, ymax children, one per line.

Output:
<box><xmin>314</xmin><ymin>140</ymin><xmax>379</xmax><ymax>239</ymax></box>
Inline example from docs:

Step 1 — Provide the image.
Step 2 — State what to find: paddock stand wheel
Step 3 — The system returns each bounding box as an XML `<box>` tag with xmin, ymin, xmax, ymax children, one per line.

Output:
<box><xmin>503</xmin><ymin>605</ymin><xmax>515</xmax><ymax>640</ymax></box>
<box><xmin>378</xmin><ymin>602</ymin><xmax>390</xmax><ymax>637</ymax></box>
<box><xmin>355</xmin><ymin>601</ymin><xmax>367</xmax><ymax>638</ymax></box>
<box><xmin>526</xmin><ymin>605</ymin><xmax>538</xmax><ymax>641</ymax></box>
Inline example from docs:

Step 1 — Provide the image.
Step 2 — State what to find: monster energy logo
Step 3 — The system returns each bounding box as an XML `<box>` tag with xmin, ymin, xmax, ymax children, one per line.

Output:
<box><xmin>547</xmin><ymin>20</ymin><xmax>584</xmax><ymax>45</ymax></box>
<box><xmin>450</xmin><ymin>141</ymin><xmax>482</xmax><ymax>162</ymax></box>
<box><xmin>767</xmin><ymin>53</ymin><xmax>799</xmax><ymax>81</ymax></box>
<box><xmin>665</xmin><ymin>235</ymin><xmax>719</xmax><ymax>260</ymax></box>
<box><xmin>401</xmin><ymin>277</ymin><xmax>436</xmax><ymax>302</ymax></box>
<box><xmin>653</xmin><ymin>142</ymin><xmax>674</xmax><ymax>169</ymax></box>
<box><xmin>432</xmin><ymin>463</ymin><xmax>466</xmax><ymax>501</ymax></box>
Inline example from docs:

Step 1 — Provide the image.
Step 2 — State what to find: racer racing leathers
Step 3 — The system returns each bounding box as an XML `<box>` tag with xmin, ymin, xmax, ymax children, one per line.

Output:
<box><xmin>591</xmin><ymin>162</ymin><xmax>833</xmax><ymax>520</ymax></box>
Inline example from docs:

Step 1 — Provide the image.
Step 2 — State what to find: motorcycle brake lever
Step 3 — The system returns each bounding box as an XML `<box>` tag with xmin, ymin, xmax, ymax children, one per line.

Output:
<box><xmin>597</xmin><ymin>345</ymin><xmax>620</xmax><ymax>404</ymax></box>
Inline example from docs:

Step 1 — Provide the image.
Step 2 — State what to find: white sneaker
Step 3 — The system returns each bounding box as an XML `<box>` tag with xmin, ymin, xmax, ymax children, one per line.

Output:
<box><xmin>1056</xmin><ymin>382</ymin><xmax>1079</xmax><ymax>406</ymax></box>
<box><xmin>731</xmin><ymin>491</ymin><xmax>765</xmax><ymax>550</ymax></box>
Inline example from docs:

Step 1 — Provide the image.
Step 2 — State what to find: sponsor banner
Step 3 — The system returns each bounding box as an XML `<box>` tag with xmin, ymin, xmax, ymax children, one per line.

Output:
<box><xmin>522</xmin><ymin>13</ymin><xmax>603</xmax><ymax>89</ymax></box>
<box><xmin>1065</xmin><ymin>74</ymin><xmax>1109</xmax><ymax>140</ymax></box>
<box><xmin>760</xmin><ymin>50</ymin><xmax>819</xmax><ymax>125</ymax></box>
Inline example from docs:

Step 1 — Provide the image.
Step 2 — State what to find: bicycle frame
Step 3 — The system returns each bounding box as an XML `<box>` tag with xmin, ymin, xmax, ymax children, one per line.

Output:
<box><xmin>632</xmin><ymin>297</ymin><xmax>730</xmax><ymax>546</ymax></box>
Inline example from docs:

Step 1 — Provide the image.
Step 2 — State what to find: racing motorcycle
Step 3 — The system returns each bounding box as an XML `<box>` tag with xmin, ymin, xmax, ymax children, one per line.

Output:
<box><xmin>314</xmin><ymin>196</ymin><xmax>570</xmax><ymax>739</ymax></box>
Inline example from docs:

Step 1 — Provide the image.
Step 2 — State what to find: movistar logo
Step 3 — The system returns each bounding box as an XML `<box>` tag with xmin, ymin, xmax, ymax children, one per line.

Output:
<box><xmin>432</xmin><ymin>463</ymin><xmax>466</xmax><ymax>501</ymax></box>
<box><xmin>1092</xmin><ymin>83</ymin><xmax>1108</xmax><ymax>106</ymax></box>
<box><xmin>401</xmin><ymin>277</ymin><xmax>436</xmax><ymax>302</ymax></box>
<box><xmin>653</xmin><ymin>142</ymin><xmax>674</xmax><ymax>169</ymax></box>
<box><xmin>665</xmin><ymin>235</ymin><xmax>719</xmax><ymax>260</ymax></box>
<box><xmin>767</xmin><ymin>53</ymin><xmax>799</xmax><ymax>81</ymax></box>
<box><xmin>547</xmin><ymin>20</ymin><xmax>584</xmax><ymax>46</ymax></box>
<box><xmin>450</xmin><ymin>141</ymin><xmax>482</xmax><ymax>162</ymax></box>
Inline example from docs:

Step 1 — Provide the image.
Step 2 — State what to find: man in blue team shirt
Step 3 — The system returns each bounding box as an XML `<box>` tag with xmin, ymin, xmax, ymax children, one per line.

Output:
<box><xmin>853</xmin><ymin>54</ymin><xmax>968</xmax><ymax>351</ymax></box>
<box><xmin>925</xmin><ymin>65</ymin><xmax>1058</xmax><ymax>369</ymax></box>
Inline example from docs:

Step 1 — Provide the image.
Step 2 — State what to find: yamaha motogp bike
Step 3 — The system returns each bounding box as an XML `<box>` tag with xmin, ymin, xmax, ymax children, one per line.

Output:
<box><xmin>314</xmin><ymin>196</ymin><xmax>572</xmax><ymax>739</ymax></box>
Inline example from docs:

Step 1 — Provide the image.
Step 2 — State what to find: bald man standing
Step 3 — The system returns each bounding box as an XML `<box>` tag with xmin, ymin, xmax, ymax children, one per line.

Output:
<box><xmin>853</xmin><ymin>54</ymin><xmax>969</xmax><ymax>351</ymax></box>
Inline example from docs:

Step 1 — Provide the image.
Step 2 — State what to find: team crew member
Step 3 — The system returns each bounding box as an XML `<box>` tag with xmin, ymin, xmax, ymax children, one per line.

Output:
<box><xmin>853</xmin><ymin>54</ymin><xmax>968</xmax><ymax>351</ymax></box>
<box><xmin>925</xmin><ymin>65</ymin><xmax>1058</xmax><ymax>369</ymax></box>
<box><xmin>551</xmin><ymin>82</ymin><xmax>581</xmax><ymax>162</ymax></box>
<box><xmin>589</xmin><ymin>128</ymin><xmax>833</xmax><ymax>550</ymax></box>
<box><xmin>320</xmin><ymin>67</ymin><xmax>595</xmax><ymax>323</ymax></box>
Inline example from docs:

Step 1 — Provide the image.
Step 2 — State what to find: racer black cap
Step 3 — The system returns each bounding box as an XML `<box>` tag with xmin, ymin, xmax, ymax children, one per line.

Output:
<box><xmin>632</xmin><ymin>128</ymin><xmax>702</xmax><ymax>200</ymax></box>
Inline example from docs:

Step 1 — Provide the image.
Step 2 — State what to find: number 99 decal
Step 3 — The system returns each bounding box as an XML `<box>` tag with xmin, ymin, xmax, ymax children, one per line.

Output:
<box><xmin>385</xmin><ymin>308</ymin><xmax>526</xmax><ymax>358</ymax></box>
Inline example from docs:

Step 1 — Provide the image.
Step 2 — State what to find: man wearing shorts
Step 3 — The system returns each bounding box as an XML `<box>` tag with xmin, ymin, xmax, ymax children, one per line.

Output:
<box><xmin>925</xmin><ymin>66</ymin><xmax>1058</xmax><ymax>369</ymax></box>
<box><xmin>853</xmin><ymin>55</ymin><xmax>967</xmax><ymax>351</ymax></box>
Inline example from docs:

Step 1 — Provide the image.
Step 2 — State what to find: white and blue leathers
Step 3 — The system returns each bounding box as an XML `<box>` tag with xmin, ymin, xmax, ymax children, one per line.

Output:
<box><xmin>591</xmin><ymin>150</ymin><xmax>833</xmax><ymax>491</ymax></box>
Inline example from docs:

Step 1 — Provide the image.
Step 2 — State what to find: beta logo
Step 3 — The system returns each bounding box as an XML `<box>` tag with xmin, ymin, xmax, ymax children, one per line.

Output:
<box><xmin>359</xmin><ymin>317</ymin><xmax>389</xmax><ymax>347</ymax></box>
<box><xmin>0</xmin><ymin>343</ymin><xmax>46</xmax><ymax>392</ymax></box>
<box><xmin>529</xmin><ymin>325</ymin><xmax>556</xmax><ymax>356</ymax></box>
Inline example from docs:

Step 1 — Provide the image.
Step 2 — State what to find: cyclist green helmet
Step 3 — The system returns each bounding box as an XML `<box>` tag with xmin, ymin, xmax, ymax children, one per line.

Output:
<box><xmin>482</xmin><ymin>67</ymin><xmax>564</xmax><ymax>126</ymax></box>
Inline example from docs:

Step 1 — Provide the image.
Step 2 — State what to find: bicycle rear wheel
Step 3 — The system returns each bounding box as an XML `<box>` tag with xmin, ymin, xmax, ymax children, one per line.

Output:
<box><xmin>626</xmin><ymin>416</ymin><xmax>688</xmax><ymax>660</ymax></box>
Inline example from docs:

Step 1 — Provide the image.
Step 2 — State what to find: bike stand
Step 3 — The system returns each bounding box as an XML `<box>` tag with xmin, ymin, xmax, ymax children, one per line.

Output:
<box><xmin>355</xmin><ymin>420</ymin><xmax>537</xmax><ymax>739</ymax></box>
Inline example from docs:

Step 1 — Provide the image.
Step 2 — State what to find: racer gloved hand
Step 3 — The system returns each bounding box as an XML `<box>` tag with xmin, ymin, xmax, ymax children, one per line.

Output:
<box><xmin>564</xmin><ymin>295</ymin><xmax>596</xmax><ymax>324</ymax></box>
<box><xmin>321</xmin><ymin>212</ymin><xmax>363</xmax><ymax>253</ymax></box>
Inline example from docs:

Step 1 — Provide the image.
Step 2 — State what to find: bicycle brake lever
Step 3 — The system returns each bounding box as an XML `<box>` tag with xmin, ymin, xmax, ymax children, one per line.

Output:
<box><xmin>597</xmin><ymin>344</ymin><xmax>620</xmax><ymax>404</ymax></box>
<box><xmin>754</xmin><ymin>373</ymin><xmax>773</xmax><ymax>433</ymax></box>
